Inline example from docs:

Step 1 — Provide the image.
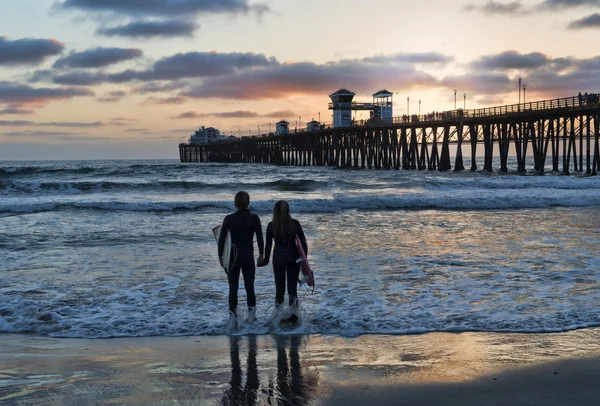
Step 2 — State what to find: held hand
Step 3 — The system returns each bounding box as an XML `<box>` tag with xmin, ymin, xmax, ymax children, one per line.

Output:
<box><xmin>256</xmin><ymin>254</ymin><xmax>264</xmax><ymax>267</ymax></box>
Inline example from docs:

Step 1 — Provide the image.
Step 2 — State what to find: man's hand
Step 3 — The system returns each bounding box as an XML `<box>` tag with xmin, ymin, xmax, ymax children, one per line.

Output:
<box><xmin>257</xmin><ymin>254</ymin><xmax>264</xmax><ymax>267</ymax></box>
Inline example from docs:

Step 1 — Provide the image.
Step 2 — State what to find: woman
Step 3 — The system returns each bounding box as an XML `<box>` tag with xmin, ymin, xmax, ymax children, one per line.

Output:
<box><xmin>262</xmin><ymin>200</ymin><xmax>308</xmax><ymax>323</ymax></box>
<box><xmin>218</xmin><ymin>191</ymin><xmax>264</xmax><ymax>325</ymax></box>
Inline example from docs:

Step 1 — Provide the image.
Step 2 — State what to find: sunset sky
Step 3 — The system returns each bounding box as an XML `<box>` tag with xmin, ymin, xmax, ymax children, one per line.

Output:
<box><xmin>2</xmin><ymin>0</ymin><xmax>600</xmax><ymax>160</ymax></box>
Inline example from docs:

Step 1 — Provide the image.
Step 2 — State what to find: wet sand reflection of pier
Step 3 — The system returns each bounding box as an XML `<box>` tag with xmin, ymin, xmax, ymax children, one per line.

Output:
<box><xmin>180</xmin><ymin>95</ymin><xmax>600</xmax><ymax>175</ymax></box>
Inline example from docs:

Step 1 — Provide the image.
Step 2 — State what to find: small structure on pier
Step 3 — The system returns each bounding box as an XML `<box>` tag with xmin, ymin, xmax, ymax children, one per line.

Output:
<box><xmin>329</xmin><ymin>89</ymin><xmax>356</xmax><ymax>128</ymax></box>
<box><xmin>190</xmin><ymin>126</ymin><xmax>222</xmax><ymax>144</ymax></box>
<box><xmin>372</xmin><ymin>90</ymin><xmax>393</xmax><ymax>123</ymax></box>
<box><xmin>307</xmin><ymin>120</ymin><xmax>320</xmax><ymax>131</ymax></box>
<box><xmin>276</xmin><ymin>120</ymin><xmax>290</xmax><ymax>135</ymax></box>
<box><xmin>329</xmin><ymin>88</ymin><xmax>395</xmax><ymax>128</ymax></box>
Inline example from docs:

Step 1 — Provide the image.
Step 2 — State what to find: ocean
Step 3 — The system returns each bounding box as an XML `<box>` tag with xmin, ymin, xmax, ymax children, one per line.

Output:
<box><xmin>1</xmin><ymin>159</ymin><xmax>600</xmax><ymax>338</ymax></box>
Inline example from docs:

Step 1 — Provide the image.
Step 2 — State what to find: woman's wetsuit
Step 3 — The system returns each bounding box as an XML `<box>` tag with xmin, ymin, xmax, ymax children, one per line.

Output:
<box><xmin>218</xmin><ymin>209</ymin><xmax>264</xmax><ymax>312</ymax></box>
<box><xmin>264</xmin><ymin>219</ymin><xmax>307</xmax><ymax>305</ymax></box>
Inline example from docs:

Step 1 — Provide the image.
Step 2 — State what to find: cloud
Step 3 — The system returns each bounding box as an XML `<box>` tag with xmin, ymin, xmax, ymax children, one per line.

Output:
<box><xmin>0</xmin><ymin>107</ymin><xmax>36</xmax><ymax>115</ymax></box>
<box><xmin>0</xmin><ymin>120</ymin><xmax>103</xmax><ymax>127</ymax></box>
<box><xmin>172</xmin><ymin>110</ymin><xmax>260</xmax><ymax>119</ymax></box>
<box><xmin>441</xmin><ymin>73</ymin><xmax>513</xmax><ymax>95</ymax></box>
<box><xmin>0</xmin><ymin>37</ymin><xmax>65</xmax><ymax>66</ymax></box>
<box><xmin>2</xmin><ymin>130</ymin><xmax>113</xmax><ymax>142</ymax></box>
<box><xmin>213</xmin><ymin>110</ymin><xmax>259</xmax><ymax>118</ymax></box>
<box><xmin>51</xmin><ymin>51</ymin><xmax>278</xmax><ymax>85</ymax></box>
<box><xmin>264</xmin><ymin>110</ymin><xmax>295</xmax><ymax>118</ymax></box>
<box><xmin>0</xmin><ymin>120</ymin><xmax>34</xmax><ymax>126</ymax></box>
<box><xmin>463</xmin><ymin>1</ymin><xmax>524</xmax><ymax>15</ymax></box>
<box><xmin>568</xmin><ymin>12</ymin><xmax>600</xmax><ymax>28</ymax></box>
<box><xmin>471</xmin><ymin>51</ymin><xmax>550</xmax><ymax>71</ymax></box>
<box><xmin>111</xmin><ymin>117</ymin><xmax>138</xmax><ymax>121</ymax></box>
<box><xmin>148</xmin><ymin>51</ymin><xmax>279</xmax><ymax>80</ymax></box>
<box><xmin>52</xmin><ymin>71</ymin><xmax>107</xmax><ymax>86</ymax></box>
<box><xmin>0</xmin><ymin>82</ymin><xmax>95</xmax><ymax>105</ymax></box>
<box><xmin>358</xmin><ymin>52</ymin><xmax>453</xmax><ymax>65</ymax></box>
<box><xmin>539</xmin><ymin>0</ymin><xmax>600</xmax><ymax>9</ymax></box>
<box><xmin>42</xmin><ymin>121</ymin><xmax>104</xmax><ymax>127</ymax></box>
<box><xmin>475</xmin><ymin>96</ymin><xmax>507</xmax><ymax>105</ymax></box>
<box><xmin>28</xmin><ymin>70</ymin><xmax>54</xmax><ymax>83</ymax></box>
<box><xmin>99</xmin><ymin>90</ymin><xmax>127</xmax><ymax>102</ymax></box>
<box><xmin>98</xmin><ymin>20</ymin><xmax>199</xmax><ymax>38</ymax></box>
<box><xmin>3</xmin><ymin>130</ymin><xmax>87</xmax><ymax>136</ymax></box>
<box><xmin>126</xmin><ymin>128</ymin><xmax>147</xmax><ymax>132</ymax></box>
<box><xmin>133</xmin><ymin>81</ymin><xmax>188</xmax><ymax>94</ymax></box>
<box><xmin>181</xmin><ymin>57</ymin><xmax>438</xmax><ymax>100</ymax></box>
<box><xmin>146</xmin><ymin>96</ymin><xmax>188</xmax><ymax>105</ymax></box>
<box><xmin>56</xmin><ymin>0</ymin><xmax>269</xmax><ymax>17</ymax></box>
<box><xmin>466</xmin><ymin>0</ymin><xmax>600</xmax><ymax>15</ymax></box>
<box><xmin>169</xmin><ymin>128</ymin><xmax>194</xmax><ymax>133</ymax></box>
<box><xmin>173</xmin><ymin>111</ymin><xmax>200</xmax><ymax>119</ymax></box>
<box><xmin>53</xmin><ymin>47</ymin><xmax>143</xmax><ymax>69</ymax></box>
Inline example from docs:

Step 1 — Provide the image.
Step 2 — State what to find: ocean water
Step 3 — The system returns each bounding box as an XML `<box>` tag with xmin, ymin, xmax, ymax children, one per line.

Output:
<box><xmin>1</xmin><ymin>159</ymin><xmax>600</xmax><ymax>338</ymax></box>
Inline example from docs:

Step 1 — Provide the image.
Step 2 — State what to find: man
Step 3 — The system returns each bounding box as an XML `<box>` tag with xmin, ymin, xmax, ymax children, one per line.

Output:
<box><xmin>218</xmin><ymin>191</ymin><xmax>264</xmax><ymax>326</ymax></box>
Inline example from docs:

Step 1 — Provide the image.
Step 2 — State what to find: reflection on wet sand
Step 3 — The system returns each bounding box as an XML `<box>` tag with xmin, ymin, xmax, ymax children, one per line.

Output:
<box><xmin>222</xmin><ymin>335</ymin><xmax>319</xmax><ymax>405</ymax></box>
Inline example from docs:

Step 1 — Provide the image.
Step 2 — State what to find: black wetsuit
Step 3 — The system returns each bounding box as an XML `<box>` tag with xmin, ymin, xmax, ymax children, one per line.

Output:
<box><xmin>218</xmin><ymin>209</ymin><xmax>264</xmax><ymax>312</ymax></box>
<box><xmin>264</xmin><ymin>219</ymin><xmax>308</xmax><ymax>305</ymax></box>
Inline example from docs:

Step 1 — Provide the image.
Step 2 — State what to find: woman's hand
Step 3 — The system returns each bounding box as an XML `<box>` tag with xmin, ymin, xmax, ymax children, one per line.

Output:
<box><xmin>256</xmin><ymin>254</ymin><xmax>264</xmax><ymax>267</ymax></box>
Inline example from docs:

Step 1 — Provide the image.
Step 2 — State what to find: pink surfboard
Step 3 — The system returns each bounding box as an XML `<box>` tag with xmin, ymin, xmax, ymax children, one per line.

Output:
<box><xmin>295</xmin><ymin>235</ymin><xmax>314</xmax><ymax>287</ymax></box>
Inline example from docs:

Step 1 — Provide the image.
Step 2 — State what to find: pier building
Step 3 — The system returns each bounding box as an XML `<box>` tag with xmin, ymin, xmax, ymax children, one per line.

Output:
<box><xmin>189</xmin><ymin>126</ymin><xmax>222</xmax><ymax>144</ymax></box>
<box><xmin>276</xmin><ymin>120</ymin><xmax>290</xmax><ymax>135</ymax></box>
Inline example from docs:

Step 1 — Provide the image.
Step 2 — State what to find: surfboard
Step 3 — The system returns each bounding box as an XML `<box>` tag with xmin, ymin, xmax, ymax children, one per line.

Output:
<box><xmin>295</xmin><ymin>235</ymin><xmax>314</xmax><ymax>287</ymax></box>
<box><xmin>212</xmin><ymin>225</ymin><xmax>232</xmax><ymax>274</ymax></box>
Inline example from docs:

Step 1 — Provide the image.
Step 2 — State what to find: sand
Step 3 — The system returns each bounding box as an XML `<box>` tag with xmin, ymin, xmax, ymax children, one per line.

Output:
<box><xmin>1</xmin><ymin>328</ymin><xmax>600</xmax><ymax>405</ymax></box>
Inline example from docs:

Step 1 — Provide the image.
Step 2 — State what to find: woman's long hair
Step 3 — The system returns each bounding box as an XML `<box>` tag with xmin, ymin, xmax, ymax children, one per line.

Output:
<box><xmin>272</xmin><ymin>200</ymin><xmax>295</xmax><ymax>240</ymax></box>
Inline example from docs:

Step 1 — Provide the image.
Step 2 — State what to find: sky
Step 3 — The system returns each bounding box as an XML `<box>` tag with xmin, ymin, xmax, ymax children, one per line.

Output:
<box><xmin>1</xmin><ymin>0</ymin><xmax>600</xmax><ymax>160</ymax></box>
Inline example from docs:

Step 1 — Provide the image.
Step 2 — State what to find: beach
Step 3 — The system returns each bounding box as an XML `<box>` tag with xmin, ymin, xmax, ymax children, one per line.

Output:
<box><xmin>1</xmin><ymin>329</ymin><xmax>600</xmax><ymax>405</ymax></box>
<box><xmin>3</xmin><ymin>160</ymin><xmax>600</xmax><ymax>404</ymax></box>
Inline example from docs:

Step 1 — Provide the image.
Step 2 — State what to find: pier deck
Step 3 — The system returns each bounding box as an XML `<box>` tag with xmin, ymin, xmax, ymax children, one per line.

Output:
<box><xmin>179</xmin><ymin>95</ymin><xmax>600</xmax><ymax>174</ymax></box>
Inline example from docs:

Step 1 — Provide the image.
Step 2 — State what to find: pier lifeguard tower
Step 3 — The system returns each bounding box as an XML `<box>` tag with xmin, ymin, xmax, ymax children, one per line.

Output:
<box><xmin>372</xmin><ymin>89</ymin><xmax>393</xmax><ymax>123</ymax></box>
<box><xmin>329</xmin><ymin>89</ymin><xmax>356</xmax><ymax>127</ymax></box>
<box><xmin>329</xmin><ymin>88</ymin><xmax>394</xmax><ymax>128</ymax></box>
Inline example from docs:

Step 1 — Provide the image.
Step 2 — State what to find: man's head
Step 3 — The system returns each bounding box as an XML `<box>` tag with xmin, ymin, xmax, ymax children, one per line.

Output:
<box><xmin>234</xmin><ymin>191</ymin><xmax>250</xmax><ymax>210</ymax></box>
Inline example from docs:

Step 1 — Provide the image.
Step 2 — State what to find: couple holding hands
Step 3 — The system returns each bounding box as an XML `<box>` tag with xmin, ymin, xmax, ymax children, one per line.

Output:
<box><xmin>217</xmin><ymin>191</ymin><xmax>308</xmax><ymax>326</ymax></box>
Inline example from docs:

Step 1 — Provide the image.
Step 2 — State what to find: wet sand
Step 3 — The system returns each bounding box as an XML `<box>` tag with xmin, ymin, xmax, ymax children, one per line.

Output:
<box><xmin>1</xmin><ymin>329</ymin><xmax>600</xmax><ymax>405</ymax></box>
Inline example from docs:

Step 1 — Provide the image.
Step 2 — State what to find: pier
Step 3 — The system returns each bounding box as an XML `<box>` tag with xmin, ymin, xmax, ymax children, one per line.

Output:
<box><xmin>179</xmin><ymin>94</ymin><xmax>600</xmax><ymax>175</ymax></box>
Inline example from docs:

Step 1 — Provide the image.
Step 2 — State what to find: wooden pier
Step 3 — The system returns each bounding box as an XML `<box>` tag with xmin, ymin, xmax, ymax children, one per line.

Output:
<box><xmin>179</xmin><ymin>95</ymin><xmax>600</xmax><ymax>175</ymax></box>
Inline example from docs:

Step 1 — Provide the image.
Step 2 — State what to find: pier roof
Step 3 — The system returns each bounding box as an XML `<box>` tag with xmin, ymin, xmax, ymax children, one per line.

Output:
<box><xmin>329</xmin><ymin>88</ymin><xmax>356</xmax><ymax>97</ymax></box>
<box><xmin>373</xmin><ymin>89</ymin><xmax>393</xmax><ymax>97</ymax></box>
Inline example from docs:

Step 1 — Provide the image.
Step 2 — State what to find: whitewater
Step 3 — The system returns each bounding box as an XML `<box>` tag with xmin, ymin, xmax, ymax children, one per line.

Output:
<box><xmin>1</xmin><ymin>159</ymin><xmax>600</xmax><ymax>338</ymax></box>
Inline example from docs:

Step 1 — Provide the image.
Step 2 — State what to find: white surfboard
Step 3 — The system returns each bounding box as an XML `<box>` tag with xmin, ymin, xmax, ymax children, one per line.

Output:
<box><xmin>212</xmin><ymin>225</ymin><xmax>232</xmax><ymax>274</ymax></box>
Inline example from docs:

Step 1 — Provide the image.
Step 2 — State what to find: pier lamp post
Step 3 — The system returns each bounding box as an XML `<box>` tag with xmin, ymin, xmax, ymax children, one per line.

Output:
<box><xmin>454</xmin><ymin>89</ymin><xmax>457</xmax><ymax>110</ymax></box>
<box><xmin>464</xmin><ymin>93</ymin><xmax>466</xmax><ymax>109</ymax></box>
<box><xmin>523</xmin><ymin>85</ymin><xmax>526</xmax><ymax>105</ymax></box>
<box><xmin>239</xmin><ymin>129</ymin><xmax>241</xmax><ymax>137</ymax></box>
<box><xmin>269</xmin><ymin>123</ymin><xmax>271</xmax><ymax>134</ymax></box>
<box><xmin>258</xmin><ymin>125</ymin><xmax>260</xmax><ymax>135</ymax></box>
<box><xmin>419</xmin><ymin>100</ymin><xmax>421</xmax><ymax>116</ymax></box>
<box><xmin>407</xmin><ymin>97</ymin><xmax>410</xmax><ymax>115</ymax></box>
<box><xmin>518</xmin><ymin>77</ymin><xmax>522</xmax><ymax>105</ymax></box>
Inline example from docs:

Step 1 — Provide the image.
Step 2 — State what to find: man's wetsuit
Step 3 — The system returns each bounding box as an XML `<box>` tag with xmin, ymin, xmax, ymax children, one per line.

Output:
<box><xmin>218</xmin><ymin>209</ymin><xmax>264</xmax><ymax>312</ymax></box>
<box><xmin>264</xmin><ymin>219</ymin><xmax>307</xmax><ymax>305</ymax></box>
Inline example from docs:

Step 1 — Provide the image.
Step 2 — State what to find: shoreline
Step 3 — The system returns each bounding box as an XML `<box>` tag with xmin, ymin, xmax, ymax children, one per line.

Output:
<box><xmin>1</xmin><ymin>328</ymin><xmax>600</xmax><ymax>405</ymax></box>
